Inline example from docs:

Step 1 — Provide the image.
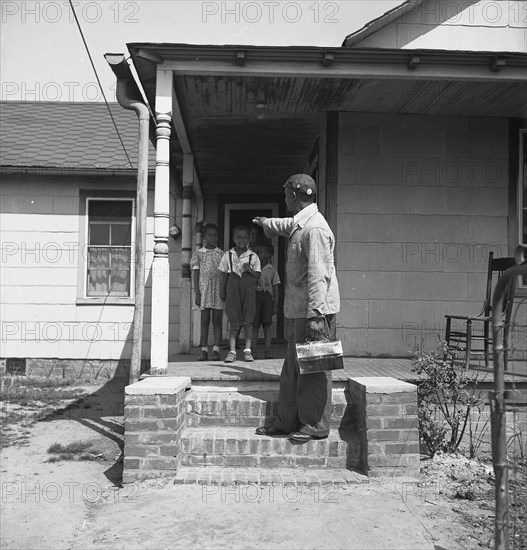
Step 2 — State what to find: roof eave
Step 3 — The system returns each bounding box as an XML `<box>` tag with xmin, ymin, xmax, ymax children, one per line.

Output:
<box><xmin>127</xmin><ymin>42</ymin><xmax>527</xmax><ymax>65</ymax></box>
<box><xmin>341</xmin><ymin>0</ymin><xmax>426</xmax><ymax>48</ymax></box>
<box><xmin>126</xmin><ymin>43</ymin><xmax>527</xmax><ymax>88</ymax></box>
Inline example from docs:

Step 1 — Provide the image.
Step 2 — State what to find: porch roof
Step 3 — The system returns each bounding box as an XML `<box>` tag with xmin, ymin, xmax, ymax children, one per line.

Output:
<box><xmin>127</xmin><ymin>42</ymin><xmax>527</xmax><ymax>194</ymax></box>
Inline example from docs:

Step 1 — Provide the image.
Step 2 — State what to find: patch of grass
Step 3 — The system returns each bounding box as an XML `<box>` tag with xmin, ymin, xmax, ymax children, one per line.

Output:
<box><xmin>0</xmin><ymin>376</ymin><xmax>90</xmax><ymax>431</ymax></box>
<box><xmin>46</xmin><ymin>440</ymin><xmax>105</xmax><ymax>462</ymax></box>
<box><xmin>11</xmin><ymin>377</ymin><xmax>78</xmax><ymax>389</ymax></box>
<box><xmin>1</xmin><ymin>386</ymin><xmax>88</xmax><ymax>405</ymax></box>
<box><xmin>0</xmin><ymin>375</ymin><xmax>80</xmax><ymax>395</ymax></box>
<box><xmin>48</xmin><ymin>440</ymin><xmax>93</xmax><ymax>455</ymax></box>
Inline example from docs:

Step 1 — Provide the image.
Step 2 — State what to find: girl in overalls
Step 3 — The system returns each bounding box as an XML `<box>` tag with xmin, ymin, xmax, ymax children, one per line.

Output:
<box><xmin>219</xmin><ymin>226</ymin><xmax>261</xmax><ymax>362</ymax></box>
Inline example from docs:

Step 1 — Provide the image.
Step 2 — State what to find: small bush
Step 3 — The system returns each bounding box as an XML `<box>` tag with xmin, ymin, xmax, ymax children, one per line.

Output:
<box><xmin>412</xmin><ymin>342</ymin><xmax>486</xmax><ymax>457</ymax></box>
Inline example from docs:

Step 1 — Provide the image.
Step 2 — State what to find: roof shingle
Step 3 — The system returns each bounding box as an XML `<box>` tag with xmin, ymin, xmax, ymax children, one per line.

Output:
<box><xmin>0</xmin><ymin>101</ymin><xmax>155</xmax><ymax>171</ymax></box>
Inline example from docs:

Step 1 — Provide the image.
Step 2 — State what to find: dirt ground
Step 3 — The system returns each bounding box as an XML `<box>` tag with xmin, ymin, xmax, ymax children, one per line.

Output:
<box><xmin>1</xmin><ymin>377</ymin><xmax>524</xmax><ymax>550</ymax></box>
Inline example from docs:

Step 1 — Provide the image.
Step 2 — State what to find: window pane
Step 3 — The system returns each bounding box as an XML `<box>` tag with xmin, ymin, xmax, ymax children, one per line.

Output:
<box><xmin>88</xmin><ymin>269</ymin><xmax>109</xmax><ymax>294</ymax></box>
<box><xmin>111</xmin><ymin>248</ymin><xmax>131</xmax><ymax>269</ymax></box>
<box><xmin>89</xmin><ymin>200</ymin><xmax>132</xmax><ymax>220</ymax></box>
<box><xmin>86</xmin><ymin>198</ymin><xmax>133</xmax><ymax>298</ymax></box>
<box><xmin>89</xmin><ymin>224</ymin><xmax>110</xmax><ymax>245</ymax></box>
<box><xmin>111</xmin><ymin>223</ymin><xmax>131</xmax><ymax>245</ymax></box>
<box><xmin>88</xmin><ymin>248</ymin><xmax>110</xmax><ymax>269</ymax></box>
<box><xmin>110</xmin><ymin>269</ymin><xmax>130</xmax><ymax>294</ymax></box>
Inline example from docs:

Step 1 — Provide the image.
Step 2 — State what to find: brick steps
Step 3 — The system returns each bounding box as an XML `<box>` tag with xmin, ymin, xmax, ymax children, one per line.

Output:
<box><xmin>180</xmin><ymin>426</ymin><xmax>361</xmax><ymax>469</ymax></box>
<box><xmin>185</xmin><ymin>388</ymin><xmax>354</xmax><ymax>429</ymax></box>
<box><xmin>174</xmin><ymin>465</ymin><xmax>368</xmax><ymax>486</ymax></box>
<box><xmin>122</xmin><ymin>376</ymin><xmax>421</xmax><ymax>483</ymax></box>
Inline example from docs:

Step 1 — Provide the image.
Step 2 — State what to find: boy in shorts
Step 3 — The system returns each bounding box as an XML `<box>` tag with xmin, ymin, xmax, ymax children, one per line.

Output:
<box><xmin>219</xmin><ymin>226</ymin><xmax>261</xmax><ymax>362</ymax></box>
<box><xmin>253</xmin><ymin>244</ymin><xmax>280</xmax><ymax>359</ymax></box>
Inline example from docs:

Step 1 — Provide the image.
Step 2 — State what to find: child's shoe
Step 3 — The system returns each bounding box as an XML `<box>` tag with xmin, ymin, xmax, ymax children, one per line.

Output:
<box><xmin>244</xmin><ymin>349</ymin><xmax>254</xmax><ymax>362</ymax></box>
<box><xmin>211</xmin><ymin>350</ymin><xmax>221</xmax><ymax>361</ymax></box>
<box><xmin>198</xmin><ymin>350</ymin><xmax>208</xmax><ymax>361</ymax></box>
<box><xmin>224</xmin><ymin>351</ymin><xmax>237</xmax><ymax>363</ymax></box>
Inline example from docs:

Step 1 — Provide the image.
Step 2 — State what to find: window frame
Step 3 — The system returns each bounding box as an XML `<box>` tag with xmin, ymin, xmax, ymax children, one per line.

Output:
<box><xmin>77</xmin><ymin>191</ymin><xmax>136</xmax><ymax>305</ymax></box>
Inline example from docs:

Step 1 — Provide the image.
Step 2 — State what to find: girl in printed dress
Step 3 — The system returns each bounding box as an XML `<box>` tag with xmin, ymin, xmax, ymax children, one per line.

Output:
<box><xmin>190</xmin><ymin>223</ymin><xmax>224</xmax><ymax>361</ymax></box>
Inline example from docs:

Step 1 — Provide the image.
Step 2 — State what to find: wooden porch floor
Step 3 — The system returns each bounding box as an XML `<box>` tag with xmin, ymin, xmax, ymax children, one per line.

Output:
<box><xmin>167</xmin><ymin>346</ymin><xmax>526</xmax><ymax>384</ymax></box>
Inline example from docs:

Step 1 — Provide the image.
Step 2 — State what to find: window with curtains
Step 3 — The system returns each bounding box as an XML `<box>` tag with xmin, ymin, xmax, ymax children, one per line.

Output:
<box><xmin>86</xmin><ymin>199</ymin><xmax>134</xmax><ymax>297</ymax></box>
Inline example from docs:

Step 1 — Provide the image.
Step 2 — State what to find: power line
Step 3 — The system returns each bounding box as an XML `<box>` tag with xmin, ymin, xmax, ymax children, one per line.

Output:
<box><xmin>68</xmin><ymin>0</ymin><xmax>135</xmax><ymax>170</ymax></box>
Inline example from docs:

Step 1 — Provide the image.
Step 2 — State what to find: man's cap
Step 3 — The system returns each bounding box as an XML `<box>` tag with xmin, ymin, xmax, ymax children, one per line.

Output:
<box><xmin>283</xmin><ymin>174</ymin><xmax>317</xmax><ymax>196</ymax></box>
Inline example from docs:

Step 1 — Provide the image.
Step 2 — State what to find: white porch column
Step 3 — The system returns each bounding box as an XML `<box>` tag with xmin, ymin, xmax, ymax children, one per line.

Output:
<box><xmin>179</xmin><ymin>153</ymin><xmax>194</xmax><ymax>354</ymax></box>
<box><xmin>150</xmin><ymin>68</ymin><xmax>173</xmax><ymax>375</ymax></box>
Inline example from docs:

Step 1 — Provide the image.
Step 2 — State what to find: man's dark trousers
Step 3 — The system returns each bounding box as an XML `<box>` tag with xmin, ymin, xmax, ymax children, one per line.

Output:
<box><xmin>272</xmin><ymin>315</ymin><xmax>335</xmax><ymax>437</ymax></box>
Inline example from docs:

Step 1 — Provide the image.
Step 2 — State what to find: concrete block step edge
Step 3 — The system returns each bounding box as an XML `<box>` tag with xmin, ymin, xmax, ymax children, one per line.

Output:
<box><xmin>179</xmin><ymin>427</ymin><xmax>360</xmax><ymax>462</ymax></box>
<box><xmin>185</xmin><ymin>388</ymin><xmax>347</xmax><ymax>401</ymax></box>
<box><xmin>173</xmin><ymin>466</ymin><xmax>369</xmax><ymax>486</ymax></box>
<box><xmin>121</xmin><ymin>466</ymin><xmax>370</xmax><ymax>485</ymax></box>
<box><xmin>185</xmin><ymin>389</ymin><xmax>352</xmax><ymax>427</ymax></box>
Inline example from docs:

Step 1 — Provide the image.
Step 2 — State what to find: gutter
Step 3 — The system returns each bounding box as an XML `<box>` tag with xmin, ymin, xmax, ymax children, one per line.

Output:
<box><xmin>128</xmin><ymin>43</ymin><xmax>527</xmax><ymax>83</ymax></box>
<box><xmin>0</xmin><ymin>166</ymin><xmax>146</xmax><ymax>177</ymax></box>
<box><xmin>105</xmin><ymin>53</ymin><xmax>150</xmax><ymax>385</ymax></box>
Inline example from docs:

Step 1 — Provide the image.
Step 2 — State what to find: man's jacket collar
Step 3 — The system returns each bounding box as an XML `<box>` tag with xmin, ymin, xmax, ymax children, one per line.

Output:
<box><xmin>290</xmin><ymin>203</ymin><xmax>318</xmax><ymax>237</ymax></box>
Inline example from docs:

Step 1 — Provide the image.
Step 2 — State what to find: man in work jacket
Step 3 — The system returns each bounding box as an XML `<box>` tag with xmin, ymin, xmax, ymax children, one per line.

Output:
<box><xmin>253</xmin><ymin>173</ymin><xmax>340</xmax><ymax>441</ymax></box>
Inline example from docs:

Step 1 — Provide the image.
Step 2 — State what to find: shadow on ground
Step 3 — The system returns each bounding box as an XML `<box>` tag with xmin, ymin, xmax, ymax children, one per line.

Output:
<box><xmin>40</xmin><ymin>362</ymin><xmax>131</xmax><ymax>487</ymax></box>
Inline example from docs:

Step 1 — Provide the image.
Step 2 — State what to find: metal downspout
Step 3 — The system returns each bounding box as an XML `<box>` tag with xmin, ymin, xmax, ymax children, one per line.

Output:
<box><xmin>105</xmin><ymin>54</ymin><xmax>150</xmax><ymax>384</ymax></box>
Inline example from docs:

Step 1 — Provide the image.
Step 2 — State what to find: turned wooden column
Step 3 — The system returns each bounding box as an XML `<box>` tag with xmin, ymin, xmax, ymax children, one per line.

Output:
<box><xmin>150</xmin><ymin>69</ymin><xmax>173</xmax><ymax>375</ymax></box>
<box><xmin>179</xmin><ymin>153</ymin><xmax>194</xmax><ymax>354</ymax></box>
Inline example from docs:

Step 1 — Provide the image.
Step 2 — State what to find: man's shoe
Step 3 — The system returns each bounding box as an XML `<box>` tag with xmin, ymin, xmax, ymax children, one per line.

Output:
<box><xmin>198</xmin><ymin>350</ymin><xmax>208</xmax><ymax>361</ymax></box>
<box><xmin>288</xmin><ymin>432</ymin><xmax>328</xmax><ymax>442</ymax></box>
<box><xmin>255</xmin><ymin>426</ymin><xmax>288</xmax><ymax>436</ymax></box>
<box><xmin>211</xmin><ymin>350</ymin><xmax>221</xmax><ymax>361</ymax></box>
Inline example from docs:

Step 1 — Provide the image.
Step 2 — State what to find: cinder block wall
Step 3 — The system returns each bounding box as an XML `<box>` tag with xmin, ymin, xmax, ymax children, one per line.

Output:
<box><xmin>336</xmin><ymin>113</ymin><xmax>509</xmax><ymax>357</ymax></box>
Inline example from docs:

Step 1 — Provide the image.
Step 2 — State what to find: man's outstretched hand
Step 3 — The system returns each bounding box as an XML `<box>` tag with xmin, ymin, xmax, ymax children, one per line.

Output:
<box><xmin>307</xmin><ymin>316</ymin><xmax>326</xmax><ymax>341</ymax></box>
<box><xmin>252</xmin><ymin>217</ymin><xmax>267</xmax><ymax>227</ymax></box>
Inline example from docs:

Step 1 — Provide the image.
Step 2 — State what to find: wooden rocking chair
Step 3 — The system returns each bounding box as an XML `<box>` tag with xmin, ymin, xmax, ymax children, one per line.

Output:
<box><xmin>444</xmin><ymin>251</ymin><xmax>516</xmax><ymax>370</ymax></box>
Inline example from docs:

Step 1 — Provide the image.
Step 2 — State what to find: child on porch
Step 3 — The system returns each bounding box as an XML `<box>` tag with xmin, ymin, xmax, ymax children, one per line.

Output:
<box><xmin>230</xmin><ymin>223</ymin><xmax>266</xmax><ymax>347</ymax></box>
<box><xmin>253</xmin><ymin>243</ymin><xmax>280</xmax><ymax>359</ymax></box>
<box><xmin>219</xmin><ymin>226</ymin><xmax>261</xmax><ymax>363</ymax></box>
<box><xmin>190</xmin><ymin>223</ymin><xmax>224</xmax><ymax>361</ymax></box>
